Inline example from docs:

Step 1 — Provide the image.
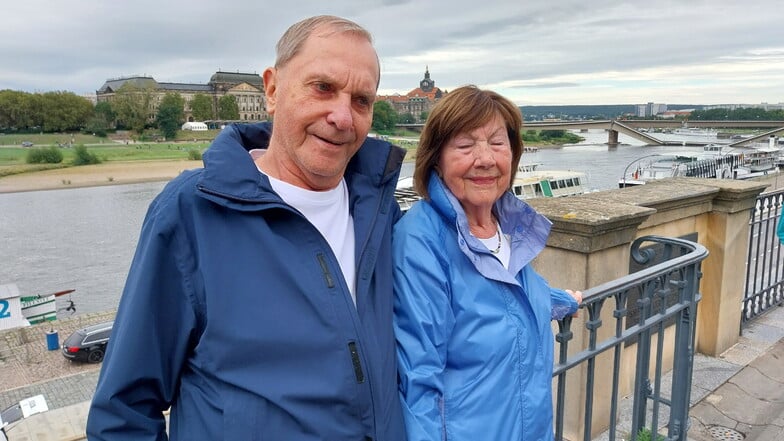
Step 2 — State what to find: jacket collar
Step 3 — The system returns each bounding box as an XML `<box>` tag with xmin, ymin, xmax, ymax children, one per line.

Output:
<box><xmin>425</xmin><ymin>171</ymin><xmax>553</xmax><ymax>280</ymax></box>
<box><xmin>196</xmin><ymin>122</ymin><xmax>404</xmax><ymax>206</ymax></box>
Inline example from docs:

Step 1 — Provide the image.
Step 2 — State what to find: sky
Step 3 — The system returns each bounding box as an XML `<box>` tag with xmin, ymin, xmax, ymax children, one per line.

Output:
<box><xmin>2</xmin><ymin>0</ymin><xmax>783</xmax><ymax>106</ymax></box>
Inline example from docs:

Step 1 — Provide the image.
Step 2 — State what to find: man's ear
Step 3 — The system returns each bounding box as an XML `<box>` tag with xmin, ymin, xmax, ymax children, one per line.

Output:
<box><xmin>263</xmin><ymin>67</ymin><xmax>277</xmax><ymax>115</ymax></box>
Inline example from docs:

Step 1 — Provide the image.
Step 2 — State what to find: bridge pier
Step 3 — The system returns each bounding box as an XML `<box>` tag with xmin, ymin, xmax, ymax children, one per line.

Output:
<box><xmin>607</xmin><ymin>129</ymin><xmax>619</xmax><ymax>146</ymax></box>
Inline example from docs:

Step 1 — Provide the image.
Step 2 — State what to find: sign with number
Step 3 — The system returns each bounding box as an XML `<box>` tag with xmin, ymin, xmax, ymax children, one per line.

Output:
<box><xmin>0</xmin><ymin>284</ymin><xmax>29</xmax><ymax>330</ymax></box>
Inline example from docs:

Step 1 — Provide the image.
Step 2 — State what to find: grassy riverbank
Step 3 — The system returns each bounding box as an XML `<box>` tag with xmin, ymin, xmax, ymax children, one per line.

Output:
<box><xmin>0</xmin><ymin>129</ymin><xmax>582</xmax><ymax>192</ymax></box>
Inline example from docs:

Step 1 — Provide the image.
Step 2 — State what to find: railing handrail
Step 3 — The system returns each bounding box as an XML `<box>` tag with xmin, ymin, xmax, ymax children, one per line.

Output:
<box><xmin>579</xmin><ymin>236</ymin><xmax>708</xmax><ymax>304</ymax></box>
<box><xmin>552</xmin><ymin>235</ymin><xmax>708</xmax><ymax>441</ymax></box>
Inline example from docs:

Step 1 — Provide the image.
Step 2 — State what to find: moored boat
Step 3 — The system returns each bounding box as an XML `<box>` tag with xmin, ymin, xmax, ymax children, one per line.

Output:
<box><xmin>511</xmin><ymin>163</ymin><xmax>588</xmax><ymax>199</ymax></box>
<box><xmin>619</xmin><ymin>144</ymin><xmax>779</xmax><ymax>188</ymax></box>
<box><xmin>394</xmin><ymin>163</ymin><xmax>588</xmax><ymax>211</ymax></box>
<box><xmin>21</xmin><ymin>289</ymin><xmax>76</xmax><ymax>324</ymax></box>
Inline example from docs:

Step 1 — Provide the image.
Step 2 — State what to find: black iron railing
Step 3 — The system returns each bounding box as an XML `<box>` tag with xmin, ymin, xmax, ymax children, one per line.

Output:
<box><xmin>553</xmin><ymin>235</ymin><xmax>708</xmax><ymax>441</ymax></box>
<box><xmin>742</xmin><ymin>189</ymin><xmax>784</xmax><ymax>326</ymax></box>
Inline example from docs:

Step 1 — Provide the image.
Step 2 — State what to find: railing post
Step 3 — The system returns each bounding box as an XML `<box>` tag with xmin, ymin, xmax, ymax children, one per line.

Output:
<box><xmin>696</xmin><ymin>182</ymin><xmax>766</xmax><ymax>355</ymax></box>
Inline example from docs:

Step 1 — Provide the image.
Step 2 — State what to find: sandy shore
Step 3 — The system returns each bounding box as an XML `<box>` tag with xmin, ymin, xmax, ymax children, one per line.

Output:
<box><xmin>0</xmin><ymin>160</ymin><xmax>203</xmax><ymax>193</ymax></box>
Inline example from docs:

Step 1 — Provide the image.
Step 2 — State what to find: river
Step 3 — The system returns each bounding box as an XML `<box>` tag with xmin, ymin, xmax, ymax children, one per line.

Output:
<box><xmin>0</xmin><ymin>129</ymin><xmax>742</xmax><ymax>315</ymax></box>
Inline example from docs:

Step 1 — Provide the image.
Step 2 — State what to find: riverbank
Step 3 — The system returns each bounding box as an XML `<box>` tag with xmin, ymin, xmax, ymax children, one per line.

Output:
<box><xmin>0</xmin><ymin>160</ymin><xmax>203</xmax><ymax>193</ymax></box>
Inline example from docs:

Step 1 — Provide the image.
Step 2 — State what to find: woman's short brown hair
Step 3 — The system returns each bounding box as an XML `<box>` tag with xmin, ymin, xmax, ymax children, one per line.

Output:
<box><xmin>413</xmin><ymin>85</ymin><xmax>524</xmax><ymax>199</ymax></box>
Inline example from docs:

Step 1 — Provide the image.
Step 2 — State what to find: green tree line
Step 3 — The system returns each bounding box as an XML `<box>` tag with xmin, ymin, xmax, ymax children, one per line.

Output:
<box><xmin>689</xmin><ymin>107</ymin><xmax>784</xmax><ymax>120</ymax></box>
<box><xmin>0</xmin><ymin>85</ymin><xmax>243</xmax><ymax>140</ymax></box>
<box><xmin>0</xmin><ymin>90</ymin><xmax>93</xmax><ymax>132</ymax></box>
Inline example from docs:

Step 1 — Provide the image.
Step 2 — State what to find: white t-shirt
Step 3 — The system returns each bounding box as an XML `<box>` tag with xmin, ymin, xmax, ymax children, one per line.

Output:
<box><xmin>251</xmin><ymin>151</ymin><xmax>357</xmax><ymax>305</ymax></box>
<box><xmin>477</xmin><ymin>224</ymin><xmax>510</xmax><ymax>269</ymax></box>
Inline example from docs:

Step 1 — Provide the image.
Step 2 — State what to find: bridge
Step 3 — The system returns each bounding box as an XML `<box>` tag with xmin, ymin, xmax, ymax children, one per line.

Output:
<box><xmin>396</xmin><ymin>120</ymin><xmax>784</xmax><ymax>146</ymax></box>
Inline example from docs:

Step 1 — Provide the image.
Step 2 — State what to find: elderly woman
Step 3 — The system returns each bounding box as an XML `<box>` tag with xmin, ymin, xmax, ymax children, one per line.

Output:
<box><xmin>393</xmin><ymin>85</ymin><xmax>581</xmax><ymax>441</ymax></box>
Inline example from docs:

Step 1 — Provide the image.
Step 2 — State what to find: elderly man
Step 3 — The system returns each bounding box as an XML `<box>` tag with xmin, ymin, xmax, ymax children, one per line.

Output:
<box><xmin>87</xmin><ymin>15</ymin><xmax>406</xmax><ymax>441</ymax></box>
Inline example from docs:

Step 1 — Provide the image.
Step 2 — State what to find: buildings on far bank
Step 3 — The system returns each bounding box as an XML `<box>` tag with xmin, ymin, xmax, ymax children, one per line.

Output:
<box><xmin>376</xmin><ymin>67</ymin><xmax>446</xmax><ymax>123</ymax></box>
<box><xmin>94</xmin><ymin>67</ymin><xmax>448</xmax><ymax>125</ymax></box>
<box><xmin>96</xmin><ymin>71</ymin><xmax>267</xmax><ymax>123</ymax></box>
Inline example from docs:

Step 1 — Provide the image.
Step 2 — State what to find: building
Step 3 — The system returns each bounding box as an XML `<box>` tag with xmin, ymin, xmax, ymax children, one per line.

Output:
<box><xmin>377</xmin><ymin>67</ymin><xmax>445</xmax><ymax>122</ymax></box>
<box><xmin>96</xmin><ymin>71</ymin><xmax>267</xmax><ymax>123</ymax></box>
<box><xmin>635</xmin><ymin>102</ymin><xmax>668</xmax><ymax>117</ymax></box>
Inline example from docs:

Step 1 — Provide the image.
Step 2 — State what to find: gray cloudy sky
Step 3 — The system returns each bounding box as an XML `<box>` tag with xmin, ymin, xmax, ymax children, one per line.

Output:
<box><xmin>2</xmin><ymin>0</ymin><xmax>782</xmax><ymax>105</ymax></box>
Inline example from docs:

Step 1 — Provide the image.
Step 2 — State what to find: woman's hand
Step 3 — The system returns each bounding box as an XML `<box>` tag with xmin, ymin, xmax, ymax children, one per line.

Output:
<box><xmin>565</xmin><ymin>289</ymin><xmax>583</xmax><ymax>317</ymax></box>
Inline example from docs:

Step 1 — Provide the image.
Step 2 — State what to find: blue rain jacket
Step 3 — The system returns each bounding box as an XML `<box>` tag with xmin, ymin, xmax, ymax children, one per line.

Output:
<box><xmin>778</xmin><ymin>211</ymin><xmax>784</xmax><ymax>244</ymax></box>
<box><xmin>87</xmin><ymin>122</ymin><xmax>407</xmax><ymax>441</ymax></box>
<box><xmin>393</xmin><ymin>173</ymin><xmax>578</xmax><ymax>441</ymax></box>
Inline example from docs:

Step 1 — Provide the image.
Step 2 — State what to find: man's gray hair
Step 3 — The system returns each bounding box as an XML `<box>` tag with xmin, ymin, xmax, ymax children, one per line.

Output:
<box><xmin>275</xmin><ymin>15</ymin><xmax>374</xmax><ymax>68</ymax></box>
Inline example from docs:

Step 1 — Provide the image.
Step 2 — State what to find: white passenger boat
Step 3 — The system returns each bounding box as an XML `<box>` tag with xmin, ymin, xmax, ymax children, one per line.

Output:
<box><xmin>395</xmin><ymin>163</ymin><xmax>588</xmax><ymax>212</ymax></box>
<box><xmin>619</xmin><ymin>143</ymin><xmax>779</xmax><ymax>187</ymax></box>
<box><xmin>511</xmin><ymin>163</ymin><xmax>588</xmax><ymax>199</ymax></box>
<box><xmin>21</xmin><ymin>289</ymin><xmax>76</xmax><ymax>324</ymax></box>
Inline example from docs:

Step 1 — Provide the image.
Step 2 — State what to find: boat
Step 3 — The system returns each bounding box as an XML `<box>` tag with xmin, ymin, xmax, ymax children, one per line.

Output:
<box><xmin>21</xmin><ymin>289</ymin><xmax>75</xmax><ymax>324</ymax></box>
<box><xmin>511</xmin><ymin>163</ymin><xmax>588</xmax><ymax>199</ymax></box>
<box><xmin>394</xmin><ymin>164</ymin><xmax>588</xmax><ymax>212</ymax></box>
<box><xmin>619</xmin><ymin>143</ymin><xmax>779</xmax><ymax>188</ymax></box>
<box><xmin>733</xmin><ymin>146</ymin><xmax>780</xmax><ymax>179</ymax></box>
<box><xmin>672</xmin><ymin>127</ymin><xmax>718</xmax><ymax>138</ymax></box>
<box><xmin>394</xmin><ymin>176</ymin><xmax>420</xmax><ymax>212</ymax></box>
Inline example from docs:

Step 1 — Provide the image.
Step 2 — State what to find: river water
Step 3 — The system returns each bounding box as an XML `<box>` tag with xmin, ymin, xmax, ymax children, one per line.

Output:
<box><xmin>0</xmin><ymin>129</ymin><xmax>733</xmax><ymax>315</ymax></box>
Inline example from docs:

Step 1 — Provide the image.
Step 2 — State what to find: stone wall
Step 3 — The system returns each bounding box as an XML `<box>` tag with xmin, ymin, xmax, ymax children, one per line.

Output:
<box><xmin>529</xmin><ymin>175</ymin><xmax>770</xmax><ymax>438</ymax></box>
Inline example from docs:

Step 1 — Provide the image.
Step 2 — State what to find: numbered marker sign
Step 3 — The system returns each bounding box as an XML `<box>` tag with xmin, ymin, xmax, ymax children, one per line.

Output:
<box><xmin>0</xmin><ymin>284</ymin><xmax>29</xmax><ymax>330</ymax></box>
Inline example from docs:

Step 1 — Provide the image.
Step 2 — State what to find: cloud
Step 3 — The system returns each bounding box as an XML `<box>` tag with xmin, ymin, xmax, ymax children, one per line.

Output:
<box><xmin>1</xmin><ymin>0</ymin><xmax>783</xmax><ymax>105</ymax></box>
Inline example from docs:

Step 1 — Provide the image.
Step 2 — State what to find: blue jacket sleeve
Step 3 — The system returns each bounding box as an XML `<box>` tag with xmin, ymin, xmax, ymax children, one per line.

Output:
<box><xmin>550</xmin><ymin>287</ymin><xmax>579</xmax><ymax>320</ymax></box>
<box><xmin>87</xmin><ymin>193</ymin><xmax>198</xmax><ymax>440</ymax></box>
<box><xmin>393</xmin><ymin>225</ymin><xmax>453</xmax><ymax>441</ymax></box>
<box><xmin>778</xmin><ymin>212</ymin><xmax>784</xmax><ymax>245</ymax></box>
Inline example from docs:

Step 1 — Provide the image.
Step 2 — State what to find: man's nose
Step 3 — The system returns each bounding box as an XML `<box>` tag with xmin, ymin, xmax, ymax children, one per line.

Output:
<box><xmin>327</xmin><ymin>96</ymin><xmax>353</xmax><ymax>130</ymax></box>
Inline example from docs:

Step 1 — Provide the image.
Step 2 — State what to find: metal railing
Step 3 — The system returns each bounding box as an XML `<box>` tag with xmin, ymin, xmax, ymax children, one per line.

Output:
<box><xmin>742</xmin><ymin>189</ymin><xmax>784</xmax><ymax>326</ymax></box>
<box><xmin>553</xmin><ymin>235</ymin><xmax>708</xmax><ymax>441</ymax></box>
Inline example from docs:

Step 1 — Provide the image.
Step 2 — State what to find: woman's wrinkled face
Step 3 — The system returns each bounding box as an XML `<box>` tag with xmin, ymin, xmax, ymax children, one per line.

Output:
<box><xmin>437</xmin><ymin>114</ymin><xmax>512</xmax><ymax>215</ymax></box>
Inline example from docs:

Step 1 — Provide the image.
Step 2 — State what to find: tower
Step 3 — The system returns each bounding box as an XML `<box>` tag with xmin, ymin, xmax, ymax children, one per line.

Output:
<box><xmin>419</xmin><ymin>66</ymin><xmax>435</xmax><ymax>92</ymax></box>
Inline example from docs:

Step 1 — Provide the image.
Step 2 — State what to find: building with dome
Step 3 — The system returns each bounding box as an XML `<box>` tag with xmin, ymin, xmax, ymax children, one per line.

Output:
<box><xmin>377</xmin><ymin>67</ymin><xmax>445</xmax><ymax>122</ymax></box>
<box><xmin>96</xmin><ymin>71</ymin><xmax>267</xmax><ymax>123</ymax></box>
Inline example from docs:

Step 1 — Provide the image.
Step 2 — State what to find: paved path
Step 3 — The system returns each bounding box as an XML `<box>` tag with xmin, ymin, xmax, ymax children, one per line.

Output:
<box><xmin>3</xmin><ymin>307</ymin><xmax>783</xmax><ymax>440</ymax></box>
<box><xmin>688</xmin><ymin>305</ymin><xmax>784</xmax><ymax>441</ymax></box>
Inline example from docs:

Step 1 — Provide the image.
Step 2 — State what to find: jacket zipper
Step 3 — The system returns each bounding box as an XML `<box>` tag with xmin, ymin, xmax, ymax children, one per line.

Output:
<box><xmin>316</xmin><ymin>253</ymin><xmax>335</xmax><ymax>288</ymax></box>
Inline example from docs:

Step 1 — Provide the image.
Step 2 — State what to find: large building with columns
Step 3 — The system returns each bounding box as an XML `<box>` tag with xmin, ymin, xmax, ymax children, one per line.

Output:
<box><xmin>96</xmin><ymin>71</ymin><xmax>267</xmax><ymax>123</ymax></box>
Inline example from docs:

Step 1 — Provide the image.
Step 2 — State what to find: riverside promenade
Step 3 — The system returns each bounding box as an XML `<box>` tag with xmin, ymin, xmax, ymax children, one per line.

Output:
<box><xmin>2</xmin><ymin>306</ymin><xmax>783</xmax><ymax>440</ymax></box>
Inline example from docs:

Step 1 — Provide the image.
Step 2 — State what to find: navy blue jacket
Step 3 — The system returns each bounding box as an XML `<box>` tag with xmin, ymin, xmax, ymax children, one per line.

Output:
<box><xmin>87</xmin><ymin>122</ymin><xmax>406</xmax><ymax>440</ymax></box>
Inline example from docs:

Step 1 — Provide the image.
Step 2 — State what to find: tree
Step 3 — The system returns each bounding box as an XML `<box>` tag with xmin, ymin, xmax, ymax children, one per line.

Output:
<box><xmin>85</xmin><ymin>101</ymin><xmax>115</xmax><ymax>136</ymax></box>
<box><xmin>218</xmin><ymin>95</ymin><xmax>239</xmax><ymax>120</ymax></box>
<box><xmin>113</xmin><ymin>83</ymin><xmax>155</xmax><ymax>134</ymax></box>
<box><xmin>94</xmin><ymin>101</ymin><xmax>116</xmax><ymax>125</ymax></box>
<box><xmin>372</xmin><ymin>100</ymin><xmax>398</xmax><ymax>132</ymax></box>
<box><xmin>399</xmin><ymin>113</ymin><xmax>415</xmax><ymax>124</ymax></box>
<box><xmin>190</xmin><ymin>93</ymin><xmax>214</xmax><ymax>121</ymax></box>
<box><xmin>40</xmin><ymin>91</ymin><xmax>93</xmax><ymax>132</ymax></box>
<box><xmin>156</xmin><ymin>93</ymin><xmax>185</xmax><ymax>140</ymax></box>
<box><xmin>419</xmin><ymin>111</ymin><xmax>429</xmax><ymax>123</ymax></box>
<box><xmin>0</xmin><ymin>90</ymin><xmax>26</xmax><ymax>130</ymax></box>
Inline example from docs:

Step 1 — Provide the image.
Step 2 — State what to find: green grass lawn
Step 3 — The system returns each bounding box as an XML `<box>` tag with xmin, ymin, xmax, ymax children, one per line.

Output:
<box><xmin>0</xmin><ymin>133</ymin><xmax>107</xmax><ymax>147</ymax></box>
<box><xmin>0</xmin><ymin>143</ymin><xmax>209</xmax><ymax>166</ymax></box>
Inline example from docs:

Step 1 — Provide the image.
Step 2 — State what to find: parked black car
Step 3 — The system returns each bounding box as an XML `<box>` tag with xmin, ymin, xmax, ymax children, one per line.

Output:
<box><xmin>61</xmin><ymin>321</ymin><xmax>113</xmax><ymax>363</ymax></box>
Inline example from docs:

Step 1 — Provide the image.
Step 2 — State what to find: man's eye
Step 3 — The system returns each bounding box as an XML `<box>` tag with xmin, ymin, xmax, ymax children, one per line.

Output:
<box><xmin>316</xmin><ymin>83</ymin><xmax>331</xmax><ymax>92</ymax></box>
<box><xmin>356</xmin><ymin>96</ymin><xmax>370</xmax><ymax>107</ymax></box>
